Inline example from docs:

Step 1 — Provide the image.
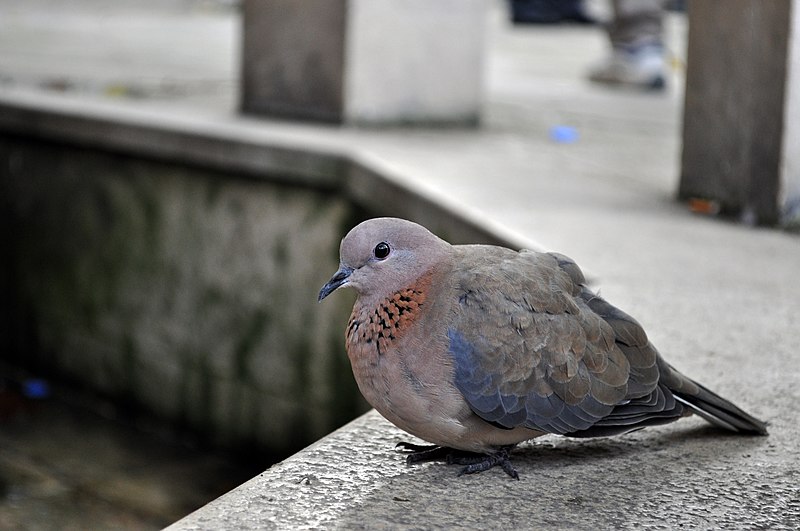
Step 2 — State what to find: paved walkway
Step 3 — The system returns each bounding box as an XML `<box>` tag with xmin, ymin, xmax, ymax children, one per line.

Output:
<box><xmin>2</xmin><ymin>0</ymin><xmax>799</xmax><ymax>528</ymax></box>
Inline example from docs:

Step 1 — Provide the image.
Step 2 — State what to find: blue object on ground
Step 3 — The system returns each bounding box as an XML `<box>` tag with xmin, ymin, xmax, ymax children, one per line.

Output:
<box><xmin>23</xmin><ymin>379</ymin><xmax>50</xmax><ymax>399</ymax></box>
<box><xmin>549</xmin><ymin>125</ymin><xmax>579</xmax><ymax>143</ymax></box>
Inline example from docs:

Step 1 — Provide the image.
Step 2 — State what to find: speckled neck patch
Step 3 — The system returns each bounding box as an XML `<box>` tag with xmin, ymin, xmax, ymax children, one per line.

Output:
<box><xmin>347</xmin><ymin>288</ymin><xmax>427</xmax><ymax>356</ymax></box>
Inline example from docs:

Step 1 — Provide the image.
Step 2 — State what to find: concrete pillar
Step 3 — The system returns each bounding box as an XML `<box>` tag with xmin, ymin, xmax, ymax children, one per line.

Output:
<box><xmin>782</xmin><ymin>1</ymin><xmax>800</xmax><ymax>229</ymax></box>
<box><xmin>241</xmin><ymin>0</ymin><xmax>486</xmax><ymax>126</ymax></box>
<box><xmin>679</xmin><ymin>0</ymin><xmax>800</xmax><ymax>228</ymax></box>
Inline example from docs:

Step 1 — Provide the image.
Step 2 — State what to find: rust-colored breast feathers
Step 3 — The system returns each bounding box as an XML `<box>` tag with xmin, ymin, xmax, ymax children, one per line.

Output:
<box><xmin>347</xmin><ymin>288</ymin><xmax>427</xmax><ymax>357</ymax></box>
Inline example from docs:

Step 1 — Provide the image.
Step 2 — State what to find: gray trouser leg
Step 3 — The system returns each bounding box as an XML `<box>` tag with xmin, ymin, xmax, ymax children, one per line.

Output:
<box><xmin>608</xmin><ymin>0</ymin><xmax>665</xmax><ymax>48</ymax></box>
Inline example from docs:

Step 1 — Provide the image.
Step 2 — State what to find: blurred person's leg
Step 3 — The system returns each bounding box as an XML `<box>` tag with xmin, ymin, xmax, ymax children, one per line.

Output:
<box><xmin>589</xmin><ymin>0</ymin><xmax>666</xmax><ymax>90</ymax></box>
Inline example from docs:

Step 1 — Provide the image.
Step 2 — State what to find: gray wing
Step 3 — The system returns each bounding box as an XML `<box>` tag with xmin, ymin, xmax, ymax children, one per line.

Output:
<box><xmin>449</xmin><ymin>249</ymin><xmax>684</xmax><ymax>436</ymax></box>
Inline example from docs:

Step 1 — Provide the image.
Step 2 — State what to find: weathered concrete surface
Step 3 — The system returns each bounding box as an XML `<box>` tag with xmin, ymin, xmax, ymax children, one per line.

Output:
<box><xmin>169</xmin><ymin>410</ymin><xmax>797</xmax><ymax>529</ymax></box>
<box><xmin>0</xmin><ymin>0</ymin><xmax>239</xmax><ymax>109</ymax></box>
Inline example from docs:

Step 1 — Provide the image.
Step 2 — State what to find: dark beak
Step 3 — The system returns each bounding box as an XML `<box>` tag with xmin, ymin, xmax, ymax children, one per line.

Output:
<box><xmin>318</xmin><ymin>265</ymin><xmax>353</xmax><ymax>302</ymax></box>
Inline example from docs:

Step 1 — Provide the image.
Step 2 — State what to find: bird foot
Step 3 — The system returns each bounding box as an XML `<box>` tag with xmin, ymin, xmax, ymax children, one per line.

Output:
<box><xmin>395</xmin><ymin>442</ymin><xmax>519</xmax><ymax>479</ymax></box>
<box><xmin>453</xmin><ymin>446</ymin><xmax>519</xmax><ymax>480</ymax></box>
<box><xmin>395</xmin><ymin>442</ymin><xmax>452</xmax><ymax>463</ymax></box>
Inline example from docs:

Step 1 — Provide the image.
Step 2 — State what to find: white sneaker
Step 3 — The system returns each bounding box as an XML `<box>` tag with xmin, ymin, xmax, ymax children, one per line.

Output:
<box><xmin>588</xmin><ymin>44</ymin><xmax>666</xmax><ymax>90</ymax></box>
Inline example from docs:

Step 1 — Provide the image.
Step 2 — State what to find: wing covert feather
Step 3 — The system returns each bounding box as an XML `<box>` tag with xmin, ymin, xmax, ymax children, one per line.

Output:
<box><xmin>448</xmin><ymin>249</ymin><xmax>674</xmax><ymax>435</ymax></box>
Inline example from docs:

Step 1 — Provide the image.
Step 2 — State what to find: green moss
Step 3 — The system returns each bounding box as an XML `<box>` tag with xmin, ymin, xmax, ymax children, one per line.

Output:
<box><xmin>201</xmin><ymin>285</ymin><xmax>225</xmax><ymax>307</ymax></box>
<box><xmin>204</xmin><ymin>177</ymin><xmax>223</xmax><ymax>206</ymax></box>
<box><xmin>291</xmin><ymin>335</ymin><xmax>311</xmax><ymax>406</ymax></box>
<box><xmin>120</xmin><ymin>333</ymin><xmax>137</xmax><ymax>394</ymax></box>
<box><xmin>273</xmin><ymin>236</ymin><xmax>289</xmax><ymax>268</ymax></box>
<box><xmin>234</xmin><ymin>309</ymin><xmax>269</xmax><ymax>382</ymax></box>
<box><xmin>197</xmin><ymin>355</ymin><xmax>215</xmax><ymax>432</ymax></box>
<box><xmin>130</xmin><ymin>177</ymin><xmax>163</xmax><ymax>267</ymax></box>
<box><xmin>286</xmin><ymin>405</ymin><xmax>312</xmax><ymax>451</ymax></box>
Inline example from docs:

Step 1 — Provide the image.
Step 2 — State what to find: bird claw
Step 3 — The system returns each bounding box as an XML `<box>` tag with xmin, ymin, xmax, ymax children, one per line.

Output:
<box><xmin>395</xmin><ymin>442</ymin><xmax>452</xmax><ymax>464</ymax></box>
<box><xmin>395</xmin><ymin>441</ymin><xmax>520</xmax><ymax>479</ymax></box>
<box><xmin>455</xmin><ymin>447</ymin><xmax>519</xmax><ymax>480</ymax></box>
<box><xmin>395</xmin><ymin>441</ymin><xmax>440</xmax><ymax>453</ymax></box>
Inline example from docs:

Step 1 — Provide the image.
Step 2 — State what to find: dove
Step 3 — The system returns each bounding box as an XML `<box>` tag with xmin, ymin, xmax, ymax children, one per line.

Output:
<box><xmin>318</xmin><ymin>217</ymin><xmax>768</xmax><ymax>478</ymax></box>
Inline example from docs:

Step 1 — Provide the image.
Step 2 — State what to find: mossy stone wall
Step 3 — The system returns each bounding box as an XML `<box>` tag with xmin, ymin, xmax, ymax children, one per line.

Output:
<box><xmin>0</xmin><ymin>136</ymin><xmax>367</xmax><ymax>454</ymax></box>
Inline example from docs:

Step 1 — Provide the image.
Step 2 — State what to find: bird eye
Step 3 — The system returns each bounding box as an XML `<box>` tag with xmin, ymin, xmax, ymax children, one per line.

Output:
<box><xmin>373</xmin><ymin>242</ymin><xmax>391</xmax><ymax>260</ymax></box>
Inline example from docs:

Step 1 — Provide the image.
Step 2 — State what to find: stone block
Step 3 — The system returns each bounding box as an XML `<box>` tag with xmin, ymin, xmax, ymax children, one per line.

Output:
<box><xmin>241</xmin><ymin>0</ymin><xmax>486</xmax><ymax>125</ymax></box>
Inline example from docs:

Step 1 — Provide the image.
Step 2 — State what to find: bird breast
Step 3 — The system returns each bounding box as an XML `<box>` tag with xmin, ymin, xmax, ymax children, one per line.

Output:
<box><xmin>344</xmin><ymin>281</ymin><xmax>478</xmax><ymax>447</ymax></box>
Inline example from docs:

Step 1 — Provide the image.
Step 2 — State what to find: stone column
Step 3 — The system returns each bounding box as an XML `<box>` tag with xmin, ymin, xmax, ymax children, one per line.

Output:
<box><xmin>679</xmin><ymin>0</ymin><xmax>800</xmax><ymax>228</ymax></box>
<box><xmin>241</xmin><ymin>0</ymin><xmax>486</xmax><ymax>126</ymax></box>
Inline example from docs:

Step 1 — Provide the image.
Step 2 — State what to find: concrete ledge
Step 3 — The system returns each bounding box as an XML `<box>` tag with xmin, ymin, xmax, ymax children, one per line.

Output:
<box><xmin>168</xmin><ymin>410</ymin><xmax>794</xmax><ymax>529</ymax></box>
<box><xmin>0</xmin><ymin>91</ymin><xmax>347</xmax><ymax>188</ymax></box>
<box><xmin>0</xmin><ymin>90</ymin><xmax>544</xmax><ymax>253</ymax></box>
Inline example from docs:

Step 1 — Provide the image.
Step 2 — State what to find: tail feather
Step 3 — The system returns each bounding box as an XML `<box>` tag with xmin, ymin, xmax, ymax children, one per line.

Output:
<box><xmin>657</xmin><ymin>356</ymin><xmax>768</xmax><ymax>435</ymax></box>
<box><xmin>672</xmin><ymin>381</ymin><xmax>768</xmax><ymax>435</ymax></box>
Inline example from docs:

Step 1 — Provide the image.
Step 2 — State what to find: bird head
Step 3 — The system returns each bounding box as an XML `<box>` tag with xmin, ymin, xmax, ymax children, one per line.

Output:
<box><xmin>318</xmin><ymin>217</ymin><xmax>449</xmax><ymax>303</ymax></box>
